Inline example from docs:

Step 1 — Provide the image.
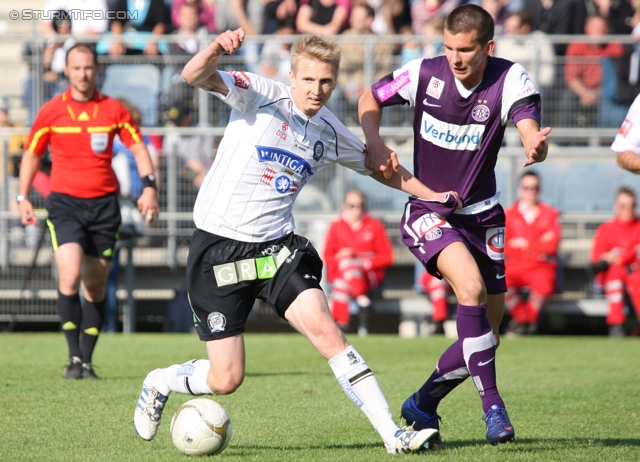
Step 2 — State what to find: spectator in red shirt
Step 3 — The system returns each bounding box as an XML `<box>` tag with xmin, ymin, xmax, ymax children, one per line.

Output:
<box><xmin>17</xmin><ymin>44</ymin><xmax>159</xmax><ymax>379</ymax></box>
<box><xmin>417</xmin><ymin>269</ymin><xmax>452</xmax><ymax>334</ymax></box>
<box><xmin>591</xmin><ymin>187</ymin><xmax>640</xmax><ymax>337</ymax></box>
<box><xmin>504</xmin><ymin>171</ymin><xmax>561</xmax><ymax>335</ymax></box>
<box><xmin>323</xmin><ymin>189</ymin><xmax>393</xmax><ymax>335</ymax></box>
<box><xmin>563</xmin><ymin>13</ymin><xmax>624</xmax><ymax>127</ymax></box>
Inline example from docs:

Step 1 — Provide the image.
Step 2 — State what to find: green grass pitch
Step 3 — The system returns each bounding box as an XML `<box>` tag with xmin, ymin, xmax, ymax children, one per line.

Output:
<box><xmin>0</xmin><ymin>332</ymin><xmax>638</xmax><ymax>461</ymax></box>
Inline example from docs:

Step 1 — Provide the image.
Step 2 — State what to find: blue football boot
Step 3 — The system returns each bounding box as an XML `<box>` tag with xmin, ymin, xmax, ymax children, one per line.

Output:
<box><xmin>483</xmin><ymin>405</ymin><xmax>515</xmax><ymax>445</ymax></box>
<box><xmin>400</xmin><ymin>394</ymin><xmax>445</xmax><ymax>447</ymax></box>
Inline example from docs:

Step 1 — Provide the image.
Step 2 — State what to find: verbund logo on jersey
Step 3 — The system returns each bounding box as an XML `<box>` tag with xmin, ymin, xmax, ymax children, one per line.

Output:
<box><xmin>421</xmin><ymin>112</ymin><xmax>485</xmax><ymax>151</ymax></box>
<box><xmin>256</xmin><ymin>146</ymin><xmax>314</xmax><ymax>179</ymax></box>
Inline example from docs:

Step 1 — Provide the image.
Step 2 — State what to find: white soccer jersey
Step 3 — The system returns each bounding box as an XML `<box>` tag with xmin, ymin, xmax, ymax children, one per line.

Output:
<box><xmin>193</xmin><ymin>70</ymin><xmax>372</xmax><ymax>242</ymax></box>
<box><xmin>611</xmin><ymin>94</ymin><xmax>640</xmax><ymax>155</ymax></box>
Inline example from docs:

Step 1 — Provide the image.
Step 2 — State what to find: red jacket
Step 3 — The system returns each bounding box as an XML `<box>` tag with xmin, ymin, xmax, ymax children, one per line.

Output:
<box><xmin>564</xmin><ymin>42</ymin><xmax>624</xmax><ymax>89</ymax></box>
<box><xmin>323</xmin><ymin>213</ymin><xmax>393</xmax><ymax>283</ymax></box>
<box><xmin>591</xmin><ymin>216</ymin><xmax>640</xmax><ymax>267</ymax></box>
<box><xmin>504</xmin><ymin>201</ymin><xmax>561</xmax><ymax>270</ymax></box>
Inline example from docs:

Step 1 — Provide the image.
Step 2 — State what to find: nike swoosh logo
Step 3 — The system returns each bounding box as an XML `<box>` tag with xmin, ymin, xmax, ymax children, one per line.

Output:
<box><xmin>478</xmin><ymin>357</ymin><xmax>495</xmax><ymax>366</ymax></box>
<box><xmin>496</xmin><ymin>273</ymin><xmax>506</xmax><ymax>279</ymax></box>
<box><xmin>423</xmin><ymin>99</ymin><xmax>441</xmax><ymax>107</ymax></box>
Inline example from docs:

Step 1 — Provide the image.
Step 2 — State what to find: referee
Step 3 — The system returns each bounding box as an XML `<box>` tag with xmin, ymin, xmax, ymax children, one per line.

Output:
<box><xmin>17</xmin><ymin>44</ymin><xmax>159</xmax><ymax>379</ymax></box>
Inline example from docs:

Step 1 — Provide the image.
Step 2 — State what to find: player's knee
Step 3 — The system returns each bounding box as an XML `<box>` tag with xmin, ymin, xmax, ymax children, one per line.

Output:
<box><xmin>207</xmin><ymin>371</ymin><xmax>243</xmax><ymax>395</ymax></box>
<box><xmin>83</xmin><ymin>283</ymin><xmax>106</xmax><ymax>302</ymax></box>
<box><xmin>58</xmin><ymin>272</ymin><xmax>81</xmax><ymax>293</ymax></box>
<box><xmin>458</xmin><ymin>278</ymin><xmax>486</xmax><ymax>304</ymax></box>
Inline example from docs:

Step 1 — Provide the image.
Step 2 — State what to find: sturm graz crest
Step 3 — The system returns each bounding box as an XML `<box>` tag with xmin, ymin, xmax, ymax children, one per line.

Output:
<box><xmin>313</xmin><ymin>141</ymin><xmax>324</xmax><ymax>161</ymax></box>
<box><xmin>207</xmin><ymin>312</ymin><xmax>226</xmax><ymax>332</ymax></box>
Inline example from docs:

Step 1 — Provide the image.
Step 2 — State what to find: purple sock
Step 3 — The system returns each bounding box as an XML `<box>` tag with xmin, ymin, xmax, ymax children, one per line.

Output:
<box><xmin>415</xmin><ymin>304</ymin><xmax>506</xmax><ymax>414</ymax></box>
<box><xmin>457</xmin><ymin>304</ymin><xmax>504</xmax><ymax>413</ymax></box>
<box><xmin>415</xmin><ymin>339</ymin><xmax>469</xmax><ymax>414</ymax></box>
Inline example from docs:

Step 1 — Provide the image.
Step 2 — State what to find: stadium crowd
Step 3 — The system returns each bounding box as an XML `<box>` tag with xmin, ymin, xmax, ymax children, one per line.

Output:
<box><xmin>9</xmin><ymin>0</ymin><xmax>640</xmax><ymax>130</ymax></box>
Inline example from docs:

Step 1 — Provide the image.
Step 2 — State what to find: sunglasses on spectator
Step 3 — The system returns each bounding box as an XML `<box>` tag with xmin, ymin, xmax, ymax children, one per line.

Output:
<box><xmin>346</xmin><ymin>203</ymin><xmax>365</xmax><ymax>209</ymax></box>
<box><xmin>520</xmin><ymin>185</ymin><xmax>540</xmax><ymax>192</ymax></box>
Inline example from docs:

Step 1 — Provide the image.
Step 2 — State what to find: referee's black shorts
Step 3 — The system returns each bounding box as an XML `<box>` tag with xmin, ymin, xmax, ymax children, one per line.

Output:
<box><xmin>187</xmin><ymin>229</ymin><xmax>324</xmax><ymax>341</ymax></box>
<box><xmin>46</xmin><ymin>192</ymin><xmax>121</xmax><ymax>260</ymax></box>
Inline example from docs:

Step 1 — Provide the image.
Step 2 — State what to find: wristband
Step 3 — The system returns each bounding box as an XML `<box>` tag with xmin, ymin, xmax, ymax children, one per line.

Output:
<box><xmin>141</xmin><ymin>174</ymin><xmax>157</xmax><ymax>189</ymax></box>
<box><xmin>16</xmin><ymin>194</ymin><xmax>30</xmax><ymax>203</ymax></box>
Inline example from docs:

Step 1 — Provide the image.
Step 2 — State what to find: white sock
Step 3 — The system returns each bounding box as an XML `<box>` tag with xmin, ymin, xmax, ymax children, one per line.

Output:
<box><xmin>164</xmin><ymin>359</ymin><xmax>214</xmax><ymax>396</ymax></box>
<box><xmin>328</xmin><ymin>346</ymin><xmax>400</xmax><ymax>445</ymax></box>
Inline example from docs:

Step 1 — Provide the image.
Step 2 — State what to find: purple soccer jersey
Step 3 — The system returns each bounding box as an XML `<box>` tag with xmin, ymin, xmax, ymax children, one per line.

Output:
<box><xmin>372</xmin><ymin>56</ymin><xmax>541</xmax><ymax>288</ymax></box>
<box><xmin>372</xmin><ymin>56</ymin><xmax>541</xmax><ymax>206</ymax></box>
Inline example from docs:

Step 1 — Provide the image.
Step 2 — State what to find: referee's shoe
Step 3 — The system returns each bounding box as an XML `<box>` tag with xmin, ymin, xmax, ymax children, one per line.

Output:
<box><xmin>63</xmin><ymin>356</ymin><xmax>83</xmax><ymax>379</ymax></box>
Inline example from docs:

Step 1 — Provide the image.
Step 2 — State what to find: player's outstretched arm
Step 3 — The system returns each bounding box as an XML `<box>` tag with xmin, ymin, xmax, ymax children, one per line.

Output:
<box><xmin>617</xmin><ymin>150</ymin><xmax>640</xmax><ymax>174</ymax></box>
<box><xmin>517</xmin><ymin>118</ymin><xmax>551</xmax><ymax>167</ymax></box>
<box><xmin>182</xmin><ymin>28</ymin><xmax>245</xmax><ymax>94</ymax></box>
<box><xmin>370</xmin><ymin>165</ymin><xmax>460</xmax><ymax>207</ymax></box>
<box><xmin>358</xmin><ymin>90</ymin><xmax>399</xmax><ymax>179</ymax></box>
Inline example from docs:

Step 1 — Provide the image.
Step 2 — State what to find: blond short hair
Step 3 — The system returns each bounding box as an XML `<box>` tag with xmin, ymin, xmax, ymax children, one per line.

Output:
<box><xmin>290</xmin><ymin>35</ymin><xmax>341</xmax><ymax>74</ymax></box>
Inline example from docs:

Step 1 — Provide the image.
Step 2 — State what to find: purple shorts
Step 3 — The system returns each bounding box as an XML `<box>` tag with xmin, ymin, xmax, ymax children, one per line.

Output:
<box><xmin>400</xmin><ymin>199</ymin><xmax>507</xmax><ymax>294</ymax></box>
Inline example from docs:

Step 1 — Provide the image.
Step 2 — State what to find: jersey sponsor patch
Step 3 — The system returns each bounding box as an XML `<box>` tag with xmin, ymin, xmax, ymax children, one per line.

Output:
<box><xmin>426</xmin><ymin>76</ymin><xmax>445</xmax><ymax>99</ymax></box>
<box><xmin>485</xmin><ymin>227</ymin><xmax>505</xmax><ymax>260</ymax></box>
<box><xmin>212</xmin><ymin>246</ymin><xmax>292</xmax><ymax>287</ymax></box>
<box><xmin>420</xmin><ymin>112</ymin><xmax>485</xmax><ymax>151</ymax></box>
<box><xmin>517</xmin><ymin>86</ymin><xmax>536</xmax><ymax>98</ymax></box>
<box><xmin>230</xmin><ymin>71</ymin><xmax>250</xmax><ymax>89</ymax></box>
<box><xmin>516</xmin><ymin>72</ymin><xmax>536</xmax><ymax>98</ymax></box>
<box><xmin>620</xmin><ymin>118</ymin><xmax>633</xmax><ymax>137</ymax></box>
<box><xmin>260</xmin><ymin>167</ymin><xmax>277</xmax><ymax>186</ymax></box>
<box><xmin>90</xmin><ymin>133</ymin><xmax>109</xmax><ymax>153</ymax></box>
<box><xmin>256</xmin><ymin>145</ymin><xmax>314</xmax><ymax>179</ymax></box>
<box><xmin>411</xmin><ymin>212</ymin><xmax>451</xmax><ymax>238</ymax></box>
<box><xmin>376</xmin><ymin>70</ymin><xmax>410</xmax><ymax>102</ymax></box>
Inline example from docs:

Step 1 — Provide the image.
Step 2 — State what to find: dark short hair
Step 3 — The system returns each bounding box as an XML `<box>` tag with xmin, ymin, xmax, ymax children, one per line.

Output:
<box><xmin>617</xmin><ymin>186</ymin><xmax>636</xmax><ymax>200</ymax></box>
<box><xmin>445</xmin><ymin>4</ymin><xmax>494</xmax><ymax>45</ymax></box>
<box><xmin>353</xmin><ymin>3</ymin><xmax>375</xmax><ymax>19</ymax></box>
<box><xmin>509</xmin><ymin>10</ymin><xmax>532</xmax><ymax>29</ymax></box>
<box><xmin>65</xmin><ymin>43</ymin><xmax>98</xmax><ymax>65</ymax></box>
<box><xmin>52</xmin><ymin>10</ymin><xmax>71</xmax><ymax>33</ymax></box>
<box><xmin>519</xmin><ymin>170</ymin><xmax>540</xmax><ymax>182</ymax></box>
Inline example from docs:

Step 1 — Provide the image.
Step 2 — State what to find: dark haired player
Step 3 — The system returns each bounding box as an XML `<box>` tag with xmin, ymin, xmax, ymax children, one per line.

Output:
<box><xmin>18</xmin><ymin>43</ymin><xmax>159</xmax><ymax>379</ymax></box>
<box><xmin>359</xmin><ymin>4</ymin><xmax>551</xmax><ymax>445</ymax></box>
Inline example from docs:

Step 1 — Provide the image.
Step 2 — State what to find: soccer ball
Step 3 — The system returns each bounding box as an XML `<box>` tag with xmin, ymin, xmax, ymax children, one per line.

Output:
<box><xmin>170</xmin><ymin>398</ymin><xmax>233</xmax><ymax>456</ymax></box>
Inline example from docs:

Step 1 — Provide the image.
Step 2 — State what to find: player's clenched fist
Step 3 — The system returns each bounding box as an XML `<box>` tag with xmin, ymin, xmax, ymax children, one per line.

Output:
<box><xmin>211</xmin><ymin>28</ymin><xmax>245</xmax><ymax>56</ymax></box>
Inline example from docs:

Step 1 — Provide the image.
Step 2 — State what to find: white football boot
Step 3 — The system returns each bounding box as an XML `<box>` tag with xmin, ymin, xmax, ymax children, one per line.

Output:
<box><xmin>385</xmin><ymin>428</ymin><xmax>440</xmax><ymax>454</ymax></box>
<box><xmin>134</xmin><ymin>370</ymin><xmax>170</xmax><ymax>441</ymax></box>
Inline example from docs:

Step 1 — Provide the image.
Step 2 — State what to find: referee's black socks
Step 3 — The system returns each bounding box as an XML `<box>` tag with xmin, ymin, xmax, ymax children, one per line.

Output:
<box><xmin>81</xmin><ymin>299</ymin><xmax>105</xmax><ymax>364</ymax></box>
<box><xmin>57</xmin><ymin>291</ymin><xmax>83</xmax><ymax>360</ymax></box>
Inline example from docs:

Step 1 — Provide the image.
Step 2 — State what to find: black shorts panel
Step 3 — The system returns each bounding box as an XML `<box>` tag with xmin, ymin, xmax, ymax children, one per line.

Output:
<box><xmin>187</xmin><ymin>230</ymin><xmax>323</xmax><ymax>341</ymax></box>
<box><xmin>46</xmin><ymin>192</ymin><xmax>121</xmax><ymax>260</ymax></box>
